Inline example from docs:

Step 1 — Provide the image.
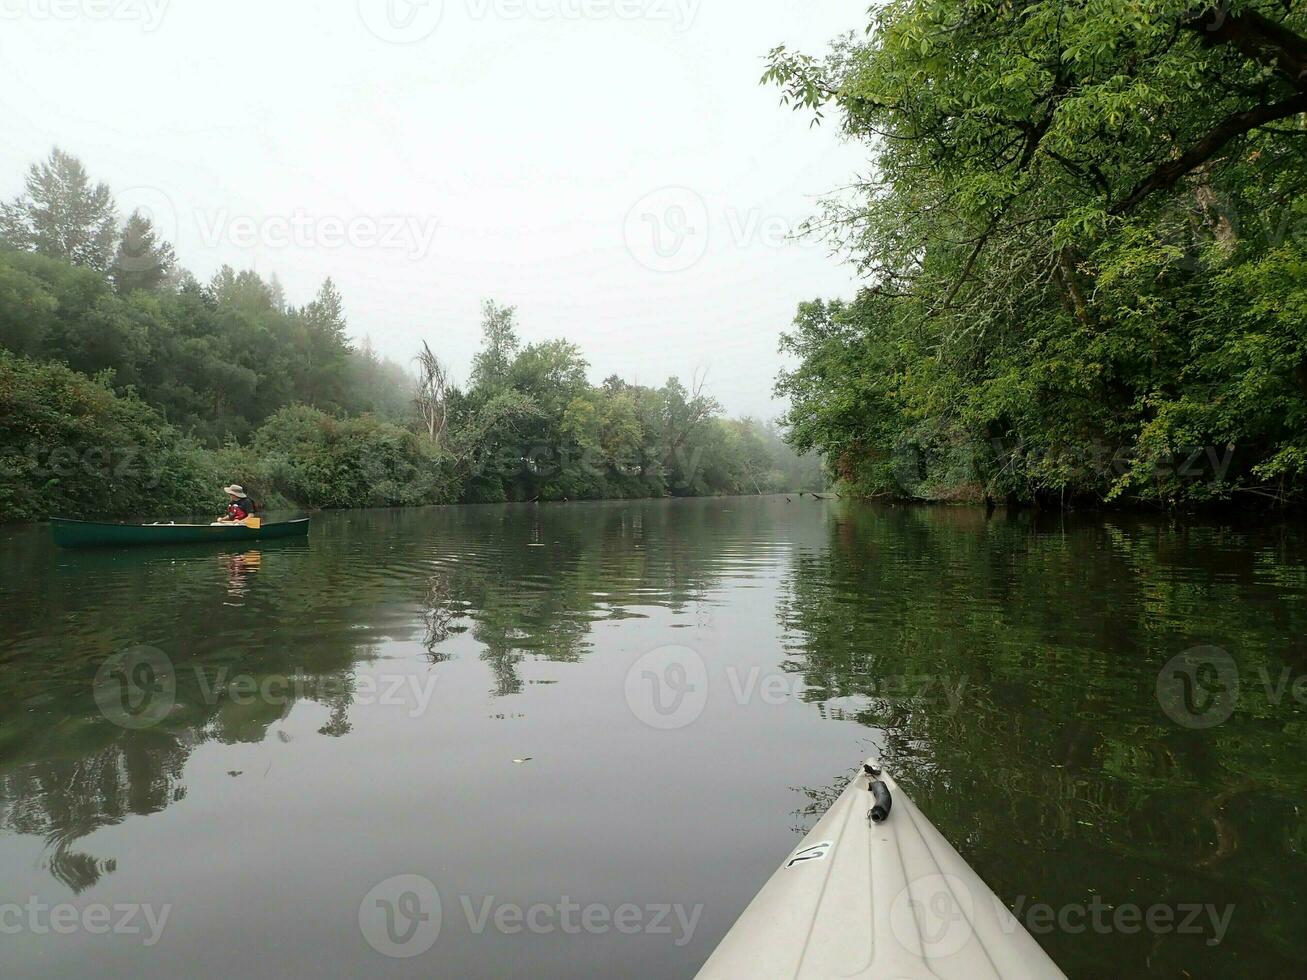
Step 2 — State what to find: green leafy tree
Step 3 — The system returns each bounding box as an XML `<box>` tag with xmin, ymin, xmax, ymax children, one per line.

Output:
<box><xmin>0</xmin><ymin>148</ymin><xmax>118</xmax><ymax>271</ymax></box>
<box><xmin>0</xmin><ymin>255</ymin><xmax>59</xmax><ymax>356</ymax></box>
<box><xmin>659</xmin><ymin>375</ymin><xmax>722</xmax><ymax>493</ymax></box>
<box><xmin>765</xmin><ymin>0</ymin><xmax>1307</xmax><ymax>506</ymax></box>
<box><xmin>252</xmin><ymin>405</ymin><xmax>457</xmax><ymax>509</ymax></box>
<box><xmin>0</xmin><ymin>145</ymin><xmax>816</xmax><ymax>518</ymax></box>
<box><xmin>296</xmin><ymin>277</ymin><xmax>353</xmax><ymax>410</ymax></box>
<box><xmin>469</xmin><ymin>300</ymin><xmax>520</xmax><ymax>391</ymax></box>
<box><xmin>0</xmin><ymin>350</ymin><xmax>219</xmax><ymax>522</ymax></box>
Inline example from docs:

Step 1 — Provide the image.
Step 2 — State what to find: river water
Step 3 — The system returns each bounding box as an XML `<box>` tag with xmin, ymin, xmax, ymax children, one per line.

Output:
<box><xmin>1</xmin><ymin>497</ymin><xmax>1305</xmax><ymax>978</ymax></box>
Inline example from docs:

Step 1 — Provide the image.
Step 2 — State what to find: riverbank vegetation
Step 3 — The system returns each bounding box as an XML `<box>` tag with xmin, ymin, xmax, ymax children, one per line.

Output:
<box><xmin>0</xmin><ymin>150</ymin><xmax>820</xmax><ymax>522</ymax></box>
<box><xmin>770</xmin><ymin>1</ymin><xmax>1307</xmax><ymax>507</ymax></box>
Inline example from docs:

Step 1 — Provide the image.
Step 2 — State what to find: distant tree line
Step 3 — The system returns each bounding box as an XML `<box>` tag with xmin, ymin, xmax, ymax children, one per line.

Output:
<box><xmin>767</xmin><ymin>1</ymin><xmax>1307</xmax><ymax>507</ymax></box>
<box><xmin>0</xmin><ymin>149</ymin><xmax>821</xmax><ymax>521</ymax></box>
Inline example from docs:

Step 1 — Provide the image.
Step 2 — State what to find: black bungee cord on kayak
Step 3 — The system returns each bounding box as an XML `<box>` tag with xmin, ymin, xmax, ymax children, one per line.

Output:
<box><xmin>863</xmin><ymin>763</ymin><xmax>893</xmax><ymax>823</ymax></box>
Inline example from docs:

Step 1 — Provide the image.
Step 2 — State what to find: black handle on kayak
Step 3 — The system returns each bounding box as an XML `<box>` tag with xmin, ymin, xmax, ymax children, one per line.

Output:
<box><xmin>868</xmin><ymin>779</ymin><xmax>892</xmax><ymax>823</ymax></box>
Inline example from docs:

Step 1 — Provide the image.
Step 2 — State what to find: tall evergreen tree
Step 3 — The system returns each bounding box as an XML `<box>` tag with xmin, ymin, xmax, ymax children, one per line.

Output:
<box><xmin>298</xmin><ymin>278</ymin><xmax>352</xmax><ymax>408</ymax></box>
<box><xmin>267</xmin><ymin>273</ymin><xmax>288</xmax><ymax>313</ymax></box>
<box><xmin>0</xmin><ymin>148</ymin><xmax>117</xmax><ymax>271</ymax></box>
<box><xmin>109</xmin><ymin>210</ymin><xmax>177</xmax><ymax>294</ymax></box>
<box><xmin>301</xmin><ymin>278</ymin><xmax>348</xmax><ymax>345</ymax></box>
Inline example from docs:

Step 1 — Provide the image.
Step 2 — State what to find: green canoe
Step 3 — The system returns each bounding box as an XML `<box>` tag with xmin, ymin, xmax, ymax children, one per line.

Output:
<box><xmin>51</xmin><ymin>518</ymin><xmax>310</xmax><ymax>549</ymax></box>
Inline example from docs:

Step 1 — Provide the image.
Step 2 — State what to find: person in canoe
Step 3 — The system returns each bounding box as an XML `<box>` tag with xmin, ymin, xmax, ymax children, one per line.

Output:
<box><xmin>216</xmin><ymin>484</ymin><xmax>258</xmax><ymax>524</ymax></box>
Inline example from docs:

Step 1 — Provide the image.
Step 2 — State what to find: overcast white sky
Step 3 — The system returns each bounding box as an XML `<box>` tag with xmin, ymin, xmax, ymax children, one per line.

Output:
<box><xmin>1</xmin><ymin>0</ymin><xmax>867</xmax><ymax>418</ymax></box>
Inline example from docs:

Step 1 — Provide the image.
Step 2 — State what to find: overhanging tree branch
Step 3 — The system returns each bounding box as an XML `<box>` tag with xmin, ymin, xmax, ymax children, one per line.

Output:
<box><xmin>1111</xmin><ymin>92</ymin><xmax>1307</xmax><ymax>214</ymax></box>
<box><xmin>1187</xmin><ymin>7</ymin><xmax>1307</xmax><ymax>94</ymax></box>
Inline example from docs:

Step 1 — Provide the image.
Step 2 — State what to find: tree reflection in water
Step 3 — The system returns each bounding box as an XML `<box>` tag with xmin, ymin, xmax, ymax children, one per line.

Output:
<box><xmin>0</xmin><ymin>500</ymin><xmax>1303</xmax><ymax>977</ymax></box>
<box><xmin>778</xmin><ymin>505</ymin><xmax>1307</xmax><ymax>976</ymax></box>
<box><xmin>0</xmin><ymin>502</ymin><xmax>736</xmax><ymax>886</ymax></box>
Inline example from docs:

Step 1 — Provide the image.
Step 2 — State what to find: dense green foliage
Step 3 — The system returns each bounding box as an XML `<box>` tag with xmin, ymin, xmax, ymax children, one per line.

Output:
<box><xmin>252</xmin><ymin>406</ymin><xmax>459</xmax><ymax>510</ymax></box>
<box><xmin>0</xmin><ymin>150</ymin><xmax>820</xmax><ymax>521</ymax></box>
<box><xmin>0</xmin><ymin>350</ymin><xmax>218</xmax><ymax>521</ymax></box>
<box><xmin>0</xmin><ymin>246</ymin><xmax>412</xmax><ymax>446</ymax></box>
<box><xmin>769</xmin><ymin>1</ymin><xmax>1307</xmax><ymax>506</ymax></box>
<box><xmin>439</xmin><ymin>302</ymin><xmax>820</xmax><ymax>503</ymax></box>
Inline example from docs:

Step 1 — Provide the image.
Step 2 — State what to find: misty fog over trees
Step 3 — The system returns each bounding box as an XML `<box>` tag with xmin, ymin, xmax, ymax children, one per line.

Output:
<box><xmin>0</xmin><ymin>149</ymin><xmax>822</xmax><ymax>521</ymax></box>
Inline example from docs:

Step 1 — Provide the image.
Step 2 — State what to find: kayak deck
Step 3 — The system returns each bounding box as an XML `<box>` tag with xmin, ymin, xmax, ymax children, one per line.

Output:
<box><xmin>51</xmin><ymin>517</ymin><xmax>310</xmax><ymax>548</ymax></box>
<box><xmin>696</xmin><ymin>760</ymin><xmax>1065</xmax><ymax>979</ymax></box>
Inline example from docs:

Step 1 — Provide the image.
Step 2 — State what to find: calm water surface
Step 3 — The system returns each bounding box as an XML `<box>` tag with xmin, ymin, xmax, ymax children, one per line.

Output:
<box><xmin>1</xmin><ymin>498</ymin><xmax>1305</xmax><ymax>978</ymax></box>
